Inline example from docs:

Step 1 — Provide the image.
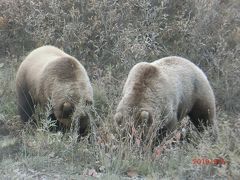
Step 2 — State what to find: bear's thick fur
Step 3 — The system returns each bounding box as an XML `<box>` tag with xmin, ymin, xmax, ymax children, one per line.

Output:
<box><xmin>16</xmin><ymin>45</ymin><xmax>93</xmax><ymax>135</ymax></box>
<box><xmin>114</xmin><ymin>56</ymin><xmax>216</xmax><ymax>139</ymax></box>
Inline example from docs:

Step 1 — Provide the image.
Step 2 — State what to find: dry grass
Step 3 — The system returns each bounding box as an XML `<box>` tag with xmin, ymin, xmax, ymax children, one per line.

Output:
<box><xmin>0</xmin><ymin>0</ymin><xmax>239</xmax><ymax>111</ymax></box>
<box><xmin>0</xmin><ymin>0</ymin><xmax>239</xmax><ymax>179</ymax></box>
<box><xmin>0</xmin><ymin>62</ymin><xmax>240</xmax><ymax>179</ymax></box>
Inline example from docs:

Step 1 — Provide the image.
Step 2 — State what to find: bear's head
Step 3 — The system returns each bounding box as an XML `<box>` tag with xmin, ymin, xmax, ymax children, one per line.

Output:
<box><xmin>114</xmin><ymin>63</ymin><xmax>159</xmax><ymax>136</ymax></box>
<box><xmin>49</xmin><ymin>72</ymin><xmax>93</xmax><ymax>136</ymax></box>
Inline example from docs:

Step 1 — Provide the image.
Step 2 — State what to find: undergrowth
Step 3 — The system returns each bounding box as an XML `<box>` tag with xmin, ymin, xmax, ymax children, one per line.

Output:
<box><xmin>0</xmin><ymin>0</ymin><xmax>239</xmax><ymax>179</ymax></box>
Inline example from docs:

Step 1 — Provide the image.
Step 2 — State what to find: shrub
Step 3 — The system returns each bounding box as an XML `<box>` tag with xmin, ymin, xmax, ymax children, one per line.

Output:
<box><xmin>0</xmin><ymin>0</ymin><xmax>239</xmax><ymax>111</ymax></box>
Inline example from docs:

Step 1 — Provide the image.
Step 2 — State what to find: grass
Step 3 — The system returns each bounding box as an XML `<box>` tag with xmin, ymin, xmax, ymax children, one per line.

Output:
<box><xmin>0</xmin><ymin>60</ymin><xmax>239</xmax><ymax>179</ymax></box>
<box><xmin>0</xmin><ymin>0</ymin><xmax>239</xmax><ymax>178</ymax></box>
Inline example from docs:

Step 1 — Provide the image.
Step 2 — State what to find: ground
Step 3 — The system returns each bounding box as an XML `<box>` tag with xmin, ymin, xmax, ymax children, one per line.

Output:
<box><xmin>0</xmin><ymin>58</ymin><xmax>239</xmax><ymax>179</ymax></box>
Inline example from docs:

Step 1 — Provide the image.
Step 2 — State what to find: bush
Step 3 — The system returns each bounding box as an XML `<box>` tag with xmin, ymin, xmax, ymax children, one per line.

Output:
<box><xmin>0</xmin><ymin>0</ymin><xmax>239</xmax><ymax>111</ymax></box>
<box><xmin>0</xmin><ymin>1</ymin><xmax>240</xmax><ymax>178</ymax></box>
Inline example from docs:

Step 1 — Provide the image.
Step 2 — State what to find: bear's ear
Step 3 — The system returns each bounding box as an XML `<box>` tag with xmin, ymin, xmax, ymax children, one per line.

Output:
<box><xmin>62</xmin><ymin>102</ymin><xmax>74</xmax><ymax>118</ymax></box>
<box><xmin>140</xmin><ymin>111</ymin><xmax>149</xmax><ymax>121</ymax></box>
<box><xmin>139</xmin><ymin>110</ymin><xmax>153</xmax><ymax>127</ymax></box>
<box><xmin>114</xmin><ymin>112</ymin><xmax>123</xmax><ymax>127</ymax></box>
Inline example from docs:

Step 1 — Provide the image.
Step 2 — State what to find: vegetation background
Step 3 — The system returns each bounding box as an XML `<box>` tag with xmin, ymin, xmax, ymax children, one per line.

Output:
<box><xmin>0</xmin><ymin>0</ymin><xmax>239</xmax><ymax>179</ymax></box>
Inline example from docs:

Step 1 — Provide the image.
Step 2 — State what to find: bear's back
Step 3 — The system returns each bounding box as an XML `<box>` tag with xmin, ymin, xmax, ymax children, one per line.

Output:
<box><xmin>151</xmin><ymin>56</ymin><xmax>208</xmax><ymax>81</ymax></box>
<box><xmin>23</xmin><ymin>45</ymin><xmax>71</xmax><ymax>70</ymax></box>
<box><xmin>17</xmin><ymin>46</ymin><xmax>81</xmax><ymax>83</ymax></box>
<box><xmin>16</xmin><ymin>46</ymin><xmax>91</xmax><ymax>99</ymax></box>
<box><xmin>152</xmin><ymin>56</ymin><xmax>215</xmax><ymax>111</ymax></box>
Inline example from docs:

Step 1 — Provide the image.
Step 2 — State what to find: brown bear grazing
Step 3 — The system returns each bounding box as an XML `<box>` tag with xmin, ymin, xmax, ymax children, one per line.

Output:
<box><xmin>114</xmin><ymin>56</ymin><xmax>216</xmax><ymax>142</ymax></box>
<box><xmin>16</xmin><ymin>45</ymin><xmax>93</xmax><ymax>135</ymax></box>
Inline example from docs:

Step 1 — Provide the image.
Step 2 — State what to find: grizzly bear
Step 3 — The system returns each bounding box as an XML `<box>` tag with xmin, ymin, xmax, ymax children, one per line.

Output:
<box><xmin>16</xmin><ymin>45</ymin><xmax>93</xmax><ymax>135</ymax></box>
<box><xmin>114</xmin><ymin>56</ymin><xmax>216</xmax><ymax>141</ymax></box>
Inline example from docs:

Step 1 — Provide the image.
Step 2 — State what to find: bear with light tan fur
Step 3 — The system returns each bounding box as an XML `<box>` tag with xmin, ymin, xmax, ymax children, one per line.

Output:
<box><xmin>114</xmin><ymin>56</ymin><xmax>216</xmax><ymax>140</ymax></box>
<box><xmin>16</xmin><ymin>45</ymin><xmax>93</xmax><ymax>135</ymax></box>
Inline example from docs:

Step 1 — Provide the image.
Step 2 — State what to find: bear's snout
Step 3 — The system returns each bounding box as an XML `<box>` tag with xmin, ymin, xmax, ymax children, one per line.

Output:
<box><xmin>72</xmin><ymin>111</ymin><xmax>90</xmax><ymax>136</ymax></box>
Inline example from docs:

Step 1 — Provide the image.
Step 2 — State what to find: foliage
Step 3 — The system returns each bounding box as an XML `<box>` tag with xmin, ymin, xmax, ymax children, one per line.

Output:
<box><xmin>0</xmin><ymin>0</ymin><xmax>239</xmax><ymax>178</ymax></box>
<box><xmin>0</xmin><ymin>0</ymin><xmax>239</xmax><ymax>111</ymax></box>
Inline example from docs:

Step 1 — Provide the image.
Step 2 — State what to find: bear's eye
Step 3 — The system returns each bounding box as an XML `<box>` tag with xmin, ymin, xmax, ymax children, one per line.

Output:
<box><xmin>85</xmin><ymin>99</ymin><xmax>93</xmax><ymax>106</ymax></box>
